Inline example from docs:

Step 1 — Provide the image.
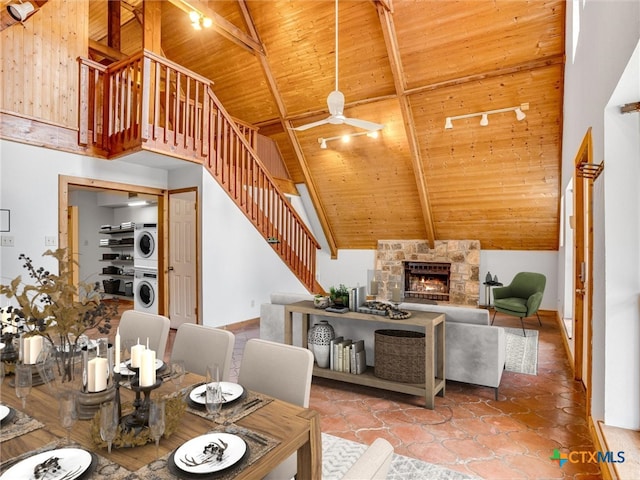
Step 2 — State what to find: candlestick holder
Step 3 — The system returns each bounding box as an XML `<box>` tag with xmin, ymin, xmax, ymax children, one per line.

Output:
<box><xmin>120</xmin><ymin>367</ymin><xmax>162</xmax><ymax>433</ymax></box>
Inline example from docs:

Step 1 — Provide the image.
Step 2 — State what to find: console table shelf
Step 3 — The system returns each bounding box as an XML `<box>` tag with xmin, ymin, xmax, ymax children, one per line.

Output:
<box><xmin>284</xmin><ymin>300</ymin><xmax>445</xmax><ymax>409</ymax></box>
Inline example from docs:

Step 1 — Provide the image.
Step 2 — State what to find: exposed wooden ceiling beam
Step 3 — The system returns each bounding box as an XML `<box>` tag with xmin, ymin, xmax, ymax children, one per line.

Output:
<box><xmin>108</xmin><ymin>0</ymin><xmax>121</xmax><ymax>51</ymax></box>
<box><xmin>376</xmin><ymin>1</ymin><xmax>436</xmax><ymax>247</ymax></box>
<box><xmin>88</xmin><ymin>39</ymin><xmax>127</xmax><ymax>62</ymax></box>
<box><xmin>237</xmin><ymin>0</ymin><xmax>338</xmax><ymax>258</ymax></box>
<box><xmin>167</xmin><ymin>0</ymin><xmax>265</xmax><ymax>56</ymax></box>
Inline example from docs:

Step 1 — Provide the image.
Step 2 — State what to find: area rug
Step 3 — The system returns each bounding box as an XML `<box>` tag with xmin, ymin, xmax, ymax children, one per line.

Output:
<box><xmin>504</xmin><ymin>327</ymin><xmax>539</xmax><ymax>375</ymax></box>
<box><xmin>322</xmin><ymin>433</ymin><xmax>478</xmax><ymax>480</ymax></box>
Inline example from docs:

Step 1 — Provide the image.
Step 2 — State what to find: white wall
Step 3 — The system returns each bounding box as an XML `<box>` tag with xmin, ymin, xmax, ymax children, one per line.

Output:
<box><xmin>562</xmin><ymin>0</ymin><xmax>640</xmax><ymax>428</ymax></box>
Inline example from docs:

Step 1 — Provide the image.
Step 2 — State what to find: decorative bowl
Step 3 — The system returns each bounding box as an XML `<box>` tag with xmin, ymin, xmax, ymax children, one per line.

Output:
<box><xmin>313</xmin><ymin>296</ymin><xmax>330</xmax><ymax>309</ymax></box>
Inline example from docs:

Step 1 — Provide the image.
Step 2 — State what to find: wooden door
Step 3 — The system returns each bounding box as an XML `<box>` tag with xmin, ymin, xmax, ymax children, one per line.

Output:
<box><xmin>168</xmin><ymin>190</ymin><xmax>198</xmax><ymax>329</ymax></box>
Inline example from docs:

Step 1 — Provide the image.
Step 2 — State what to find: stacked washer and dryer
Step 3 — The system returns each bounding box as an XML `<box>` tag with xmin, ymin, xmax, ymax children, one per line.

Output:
<box><xmin>133</xmin><ymin>223</ymin><xmax>159</xmax><ymax>314</ymax></box>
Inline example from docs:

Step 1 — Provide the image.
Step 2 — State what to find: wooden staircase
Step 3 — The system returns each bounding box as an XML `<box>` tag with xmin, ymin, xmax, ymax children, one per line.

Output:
<box><xmin>78</xmin><ymin>50</ymin><xmax>320</xmax><ymax>292</ymax></box>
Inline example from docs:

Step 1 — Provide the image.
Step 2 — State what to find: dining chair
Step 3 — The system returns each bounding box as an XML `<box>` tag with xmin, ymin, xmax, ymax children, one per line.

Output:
<box><xmin>342</xmin><ymin>437</ymin><xmax>394</xmax><ymax>480</ymax></box>
<box><xmin>237</xmin><ymin>338</ymin><xmax>314</xmax><ymax>480</ymax></box>
<box><xmin>118</xmin><ymin>310</ymin><xmax>170</xmax><ymax>360</ymax></box>
<box><xmin>169</xmin><ymin>323</ymin><xmax>235</xmax><ymax>380</ymax></box>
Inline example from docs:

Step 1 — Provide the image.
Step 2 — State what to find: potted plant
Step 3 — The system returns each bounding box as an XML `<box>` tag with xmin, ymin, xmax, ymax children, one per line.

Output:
<box><xmin>0</xmin><ymin>249</ymin><xmax>116</xmax><ymax>384</ymax></box>
<box><xmin>329</xmin><ymin>284</ymin><xmax>350</xmax><ymax>307</ymax></box>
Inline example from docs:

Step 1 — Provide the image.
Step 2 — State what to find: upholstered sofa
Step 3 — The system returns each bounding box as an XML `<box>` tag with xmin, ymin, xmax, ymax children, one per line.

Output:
<box><xmin>260</xmin><ymin>293</ymin><xmax>506</xmax><ymax>398</ymax></box>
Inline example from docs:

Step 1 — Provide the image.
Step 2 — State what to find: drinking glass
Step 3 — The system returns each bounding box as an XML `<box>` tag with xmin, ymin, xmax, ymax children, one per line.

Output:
<box><xmin>170</xmin><ymin>360</ymin><xmax>185</xmax><ymax>392</ymax></box>
<box><xmin>100</xmin><ymin>401</ymin><xmax>118</xmax><ymax>454</ymax></box>
<box><xmin>58</xmin><ymin>390</ymin><xmax>77</xmax><ymax>445</ymax></box>
<box><xmin>148</xmin><ymin>400</ymin><xmax>166</xmax><ymax>458</ymax></box>
<box><xmin>14</xmin><ymin>363</ymin><xmax>32</xmax><ymax>410</ymax></box>
<box><xmin>205</xmin><ymin>363</ymin><xmax>222</xmax><ymax>426</ymax></box>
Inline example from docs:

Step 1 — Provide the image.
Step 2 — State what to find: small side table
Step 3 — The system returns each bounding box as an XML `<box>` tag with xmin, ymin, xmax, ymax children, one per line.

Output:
<box><xmin>481</xmin><ymin>281</ymin><xmax>503</xmax><ymax>309</ymax></box>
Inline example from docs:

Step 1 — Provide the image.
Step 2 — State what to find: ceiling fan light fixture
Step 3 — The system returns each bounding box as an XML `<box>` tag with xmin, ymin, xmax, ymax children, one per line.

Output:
<box><xmin>366</xmin><ymin>131</ymin><xmax>379</xmax><ymax>139</ymax></box>
<box><xmin>202</xmin><ymin>17</ymin><xmax>213</xmax><ymax>28</ymax></box>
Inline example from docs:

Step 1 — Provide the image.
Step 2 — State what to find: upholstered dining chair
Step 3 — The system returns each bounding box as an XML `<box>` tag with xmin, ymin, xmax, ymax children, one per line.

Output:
<box><xmin>118</xmin><ymin>310</ymin><xmax>170</xmax><ymax>360</ymax></box>
<box><xmin>342</xmin><ymin>437</ymin><xmax>394</xmax><ymax>480</ymax></box>
<box><xmin>491</xmin><ymin>272</ymin><xmax>546</xmax><ymax>336</ymax></box>
<box><xmin>169</xmin><ymin>323</ymin><xmax>235</xmax><ymax>380</ymax></box>
<box><xmin>237</xmin><ymin>338</ymin><xmax>314</xmax><ymax>480</ymax></box>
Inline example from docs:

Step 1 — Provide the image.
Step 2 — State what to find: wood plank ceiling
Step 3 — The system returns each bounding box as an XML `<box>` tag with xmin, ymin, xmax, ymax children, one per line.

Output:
<box><xmin>89</xmin><ymin>0</ymin><xmax>565</xmax><ymax>253</ymax></box>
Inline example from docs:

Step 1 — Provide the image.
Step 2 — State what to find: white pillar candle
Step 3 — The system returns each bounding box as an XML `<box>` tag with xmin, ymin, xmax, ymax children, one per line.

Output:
<box><xmin>391</xmin><ymin>284</ymin><xmax>401</xmax><ymax>303</ymax></box>
<box><xmin>139</xmin><ymin>349</ymin><xmax>156</xmax><ymax>387</ymax></box>
<box><xmin>88</xmin><ymin>357</ymin><xmax>108</xmax><ymax>392</ymax></box>
<box><xmin>24</xmin><ymin>336</ymin><xmax>43</xmax><ymax>364</ymax></box>
<box><xmin>370</xmin><ymin>279</ymin><xmax>378</xmax><ymax>296</ymax></box>
<box><xmin>130</xmin><ymin>342</ymin><xmax>145</xmax><ymax>368</ymax></box>
<box><xmin>114</xmin><ymin>328</ymin><xmax>121</xmax><ymax>373</ymax></box>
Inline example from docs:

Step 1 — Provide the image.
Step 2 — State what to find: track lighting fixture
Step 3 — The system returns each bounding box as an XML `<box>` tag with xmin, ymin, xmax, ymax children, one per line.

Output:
<box><xmin>6</xmin><ymin>0</ymin><xmax>35</xmax><ymax>22</ymax></box>
<box><xmin>189</xmin><ymin>10</ymin><xmax>212</xmax><ymax>30</ymax></box>
<box><xmin>444</xmin><ymin>103</ymin><xmax>529</xmax><ymax>130</ymax></box>
<box><xmin>318</xmin><ymin>129</ymin><xmax>382</xmax><ymax>149</ymax></box>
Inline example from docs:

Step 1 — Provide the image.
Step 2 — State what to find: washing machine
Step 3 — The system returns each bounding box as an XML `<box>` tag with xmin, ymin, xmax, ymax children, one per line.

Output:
<box><xmin>134</xmin><ymin>223</ymin><xmax>158</xmax><ymax>269</ymax></box>
<box><xmin>133</xmin><ymin>268</ymin><xmax>158</xmax><ymax>314</ymax></box>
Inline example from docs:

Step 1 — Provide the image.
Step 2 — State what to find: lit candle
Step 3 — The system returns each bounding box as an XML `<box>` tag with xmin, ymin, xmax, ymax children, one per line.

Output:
<box><xmin>139</xmin><ymin>348</ymin><xmax>156</xmax><ymax>387</ymax></box>
<box><xmin>391</xmin><ymin>284</ymin><xmax>401</xmax><ymax>303</ymax></box>
<box><xmin>114</xmin><ymin>328</ymin><xmax>121</xmax><ymax>374</ymax></box>
<box><xmin>88</xmin><ymin>357</ymin><xmax>108</xmax><ymax>392</ymax></box>
<box><xmin>370</xmin><ymin>279</ymin><xmax>378</xmax><ymax>296</ymax></box>
<box><xmin>130</xmin><ymin>341</ymin><xmax>144</xmax><ymax>368</ymax></box>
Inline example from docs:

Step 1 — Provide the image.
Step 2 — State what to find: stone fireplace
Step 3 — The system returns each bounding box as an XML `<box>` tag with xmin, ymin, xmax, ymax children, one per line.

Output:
<box><xmin>375</xmin><ymin>240</ymin><xmax>480</xmax><ymax>306</ymax></box>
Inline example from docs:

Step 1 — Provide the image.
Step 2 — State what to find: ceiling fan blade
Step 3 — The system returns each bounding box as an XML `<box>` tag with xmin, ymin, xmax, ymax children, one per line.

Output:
<box><xmin>342</xmin><ymin>117</ymin><xmax>385</xmax><ymax>131</ymax></box>
<box><xmin>290</xmin><ymin>118</ymin><xmax>331</xmax><ymax>131</ymax></box>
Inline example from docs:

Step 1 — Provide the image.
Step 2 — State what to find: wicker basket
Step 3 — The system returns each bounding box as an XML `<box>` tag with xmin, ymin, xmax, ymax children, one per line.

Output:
<box><xmin>374</xmin><ymin>329</ymin><xmax>425</xmax><ymax>383</ymax></box>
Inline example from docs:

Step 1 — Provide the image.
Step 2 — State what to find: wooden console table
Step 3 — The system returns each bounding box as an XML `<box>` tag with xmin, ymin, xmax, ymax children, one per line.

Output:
<box><xmin>284</xmin><ymin>300</ymin><xmax>445</xmax><ymax>409</ymax></box>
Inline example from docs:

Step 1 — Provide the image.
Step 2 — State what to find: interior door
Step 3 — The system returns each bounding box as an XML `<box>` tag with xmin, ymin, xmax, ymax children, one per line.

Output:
<box><xmin>573</xmin><ymin>128</ymin><xmax>600</xmax><ymax>414</ymax></box>
<box><xmin>168</xmin><ymin>190</ymin><xmax>197</xmax><ymax>329</ymax></box>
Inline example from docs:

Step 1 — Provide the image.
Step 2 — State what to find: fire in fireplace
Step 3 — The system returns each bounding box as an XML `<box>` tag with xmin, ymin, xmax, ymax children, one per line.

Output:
<box><xmin>403</xmin><ymin>261</ymin><xmax>451</xmax><ymax>302</ymax></box>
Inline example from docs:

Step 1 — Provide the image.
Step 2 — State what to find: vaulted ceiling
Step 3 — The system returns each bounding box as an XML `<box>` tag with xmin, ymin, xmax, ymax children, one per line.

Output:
<box><xmin>89</xmin><ymin>0</ymin><xmax>565</xmax><ymax>253</ymax></box>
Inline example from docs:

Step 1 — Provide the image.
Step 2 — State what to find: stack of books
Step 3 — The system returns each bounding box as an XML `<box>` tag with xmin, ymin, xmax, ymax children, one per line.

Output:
<box><xmin>329</xmin><ymin>337</ymin><xmax>367</xmax><ymax>374</ymax></box>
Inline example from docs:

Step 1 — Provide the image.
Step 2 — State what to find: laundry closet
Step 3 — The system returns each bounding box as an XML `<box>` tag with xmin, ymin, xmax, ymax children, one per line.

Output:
<box><xmin>70</xmin><ymin>189</ymin><xmax>159</xmax><ymax>314</ymax></box>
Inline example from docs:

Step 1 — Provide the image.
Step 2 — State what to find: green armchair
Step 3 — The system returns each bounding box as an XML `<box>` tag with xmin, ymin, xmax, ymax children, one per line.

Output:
<box><xmin>491</xmin><ymin>272</ymin><xmax>546</xmax><ymax>336</ymax></box>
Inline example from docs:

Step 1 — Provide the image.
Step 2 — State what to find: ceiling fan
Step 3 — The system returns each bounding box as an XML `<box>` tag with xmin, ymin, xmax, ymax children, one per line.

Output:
<box><xmin>290</xmin><ymin>0</ymin><xmax>384</xmax><ymax>133</ymax></box>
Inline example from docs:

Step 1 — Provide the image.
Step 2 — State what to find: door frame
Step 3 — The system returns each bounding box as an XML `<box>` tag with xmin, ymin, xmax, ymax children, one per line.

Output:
<box><xmin>572</xmin><ymin>128</ymin><xmax>596</xmax><ymax>414</ymax></box>
<box><xmin>58</xmin><ymin>175</ymin><xmax>168</xmax><ymax>313</ymax></box>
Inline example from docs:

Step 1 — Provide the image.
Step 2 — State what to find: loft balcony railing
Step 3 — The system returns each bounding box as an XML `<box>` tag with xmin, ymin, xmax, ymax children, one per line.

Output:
<box><xmin>78</xmin><ymin>51</ymin><xmax>319</xmax><ymax>291</ymax></box>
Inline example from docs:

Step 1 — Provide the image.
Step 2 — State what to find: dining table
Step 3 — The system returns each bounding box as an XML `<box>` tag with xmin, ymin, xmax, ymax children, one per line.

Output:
<box><xmin>0</xmin><ymin>370</ymin><xmax>322</xmax><ymax>479</ymax></box>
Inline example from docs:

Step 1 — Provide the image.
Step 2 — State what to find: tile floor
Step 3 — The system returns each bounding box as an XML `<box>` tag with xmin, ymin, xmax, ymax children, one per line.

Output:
<box><xmin>160</xmin><ymin>309</ymin><xmax>602</xmax><ymax>479</ymax></box>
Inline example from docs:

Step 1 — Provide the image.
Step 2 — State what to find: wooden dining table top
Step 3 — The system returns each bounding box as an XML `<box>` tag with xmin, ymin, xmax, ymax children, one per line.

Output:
<box><xmin>0</xmin><ymin>371</ymin><xmax>322</xmax><ymax>479</ymax></box>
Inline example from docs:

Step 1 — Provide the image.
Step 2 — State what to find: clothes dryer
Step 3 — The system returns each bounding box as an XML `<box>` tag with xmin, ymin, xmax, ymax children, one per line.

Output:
<box><xmin>134</xmin><ymin>223</ymin><xmax>158</xmax><ymax>269</ymax></box>
<box><xmin>133</xmin><ymin>268</ymin><xmax>158</xmax><ymax>314</ymax></box>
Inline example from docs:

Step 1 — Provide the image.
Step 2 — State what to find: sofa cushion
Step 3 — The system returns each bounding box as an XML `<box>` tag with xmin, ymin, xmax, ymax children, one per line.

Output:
<box><xmin>270</xmin><ymin>292</ymin><xmax>314</xmax><ymax>305</ymax></box>
<box><xmin>399</xmin><ymin>302</ymin><xmax>490</xmax><ymax>326</ymax></box>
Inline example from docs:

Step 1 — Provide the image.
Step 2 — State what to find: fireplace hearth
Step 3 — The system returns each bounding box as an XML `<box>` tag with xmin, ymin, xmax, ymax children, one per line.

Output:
<box><xmin>404</xmin><ymin>261</ymin><xmax>451</xmax><ymax>302</ymax></box>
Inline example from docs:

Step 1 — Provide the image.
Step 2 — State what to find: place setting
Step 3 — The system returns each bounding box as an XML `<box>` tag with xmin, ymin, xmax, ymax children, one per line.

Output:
<box><xmin>0</xmin><ymin>446</ymin><xmax>98</xmax><ymax>480</ymax></box>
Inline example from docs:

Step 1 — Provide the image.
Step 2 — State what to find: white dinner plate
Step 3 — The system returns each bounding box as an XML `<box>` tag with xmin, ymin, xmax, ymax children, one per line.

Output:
<box><xmin>0</xmin><ymin>404</ymin><xmax>11</xmax><ymax>423</ymax></box>
<box><xmin>189</xmin><ymin>382</ymin><xmax>244</xmax><ymax>405</ymax></box>
<box><xmin>119</xmin><ymin>359</ymin><xmax>164</xmax><ymax>376</ymax></box>
<box><xmin>173</xmin><ymin>433</ymin><xmax>247</xmax><ymax>474</ymax></box>
<box><xmin>0</xmin><ymin>447</ymin><xmax>93</xmax><ymax>480</ymax></box>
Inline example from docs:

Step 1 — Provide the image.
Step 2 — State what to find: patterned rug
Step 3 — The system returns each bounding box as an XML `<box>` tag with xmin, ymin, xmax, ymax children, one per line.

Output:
<box><xmin>322</xmin><ymin>433</ymin><xmax>478</xmax><ymax>480</ymax></box>
<box><xmin>504</xmin><ymin>327</ymin><xmax>539</xmax><ymax>375</ymax></box>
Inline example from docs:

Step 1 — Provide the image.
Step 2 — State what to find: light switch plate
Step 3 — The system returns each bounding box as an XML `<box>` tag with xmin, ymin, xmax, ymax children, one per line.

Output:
<box><xmin>45</xmin><ymin>235</ymin><xmax>57</xmax><ymax>246</ymax></box>
<box><xmin>1</xmin><ymin>235</ymin><xmax>15</xmax><ymax>247</ymax></box>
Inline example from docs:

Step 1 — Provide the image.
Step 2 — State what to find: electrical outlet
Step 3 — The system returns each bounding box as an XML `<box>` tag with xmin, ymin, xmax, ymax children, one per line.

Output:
<box><xmin>1</xmin><ymin>235</ymin><xmax>15</xmax><ymax>247</ymax></box>
<box><xmin>45</xmin><ymin>235</ymin><xmax>57</xmax><ymax>246</ymax></box>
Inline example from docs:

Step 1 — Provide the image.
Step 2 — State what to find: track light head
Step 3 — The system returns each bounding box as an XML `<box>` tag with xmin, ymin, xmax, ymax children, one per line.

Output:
<box><xmin>515</xmin><ymin>108</ymin><xmax>526</xmax><ymax>121</ymax></box>
<box><xmin>444</xmin><ymin>117</ymin><xmax>453</xmax><ymax>129</ymax></box>
<box><xmin>480</xmin><ymin>114</ymin><xmax>489</xmax><ymax>126</ymax></box>
<box><xmin>319</xmin><ymin>138</ymin><xmax>327</xmax><ymax>149</ymax></box>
